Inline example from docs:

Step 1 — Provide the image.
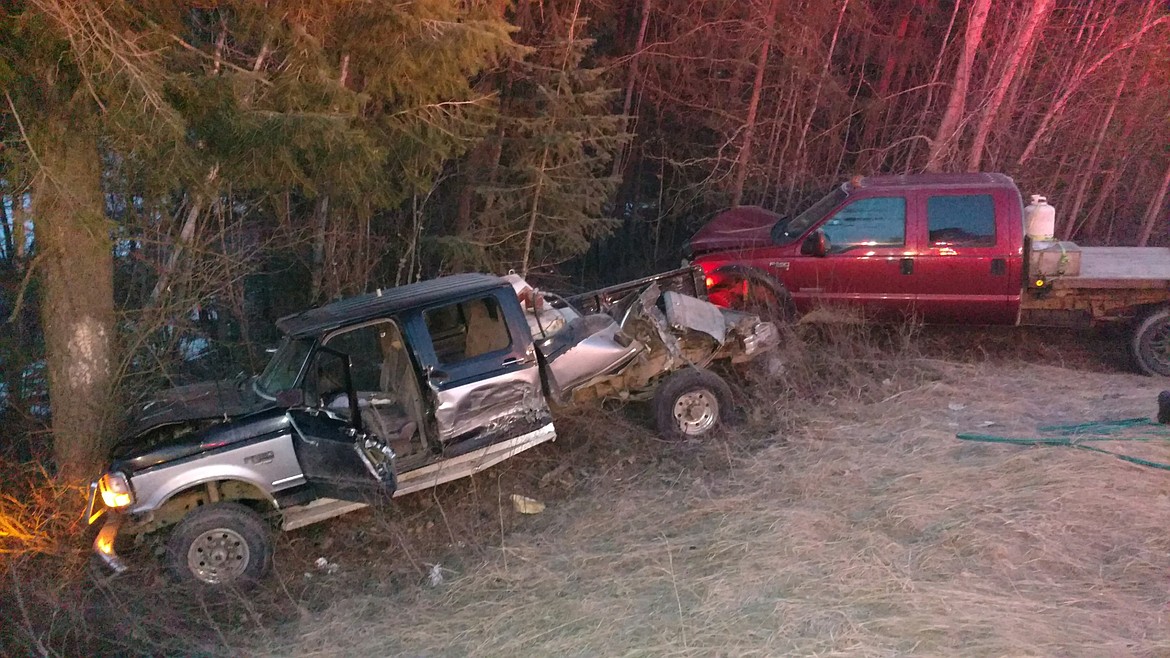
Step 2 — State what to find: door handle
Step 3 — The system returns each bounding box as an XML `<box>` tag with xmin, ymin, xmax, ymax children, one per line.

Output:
<box><xmin>991</xmin><ymin>258</ymin><xmax>1006</xmax><ymax>275</ymax></box>
<box><xmin>501</xmin><ymin>357</ymin><xmax>527</xmax><ymax>367</ymax></box>
<box><xmin>900</xmin><ymin>258</ymin><xmax>914</xmax><ymax>275</ymax></box>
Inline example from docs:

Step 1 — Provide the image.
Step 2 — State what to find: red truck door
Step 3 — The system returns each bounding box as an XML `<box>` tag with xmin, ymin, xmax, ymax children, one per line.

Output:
<box><xmin>908</xmin><ymin>190</ymin><xmax>1020</xmax><ymax>323</ymax></box>
<box><xmin>780</xmin><ymin>194</ymin><xmax>919</xmax><ymax>318</ymax></box>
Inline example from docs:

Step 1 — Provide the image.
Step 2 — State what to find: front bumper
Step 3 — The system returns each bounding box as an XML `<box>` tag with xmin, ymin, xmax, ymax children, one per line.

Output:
<box><xmin>87</xmin><ymin>480</ymin><xmax>128</xmax><ymax>574</ymax></box>
<box><xmin>92</xmin><ymin>516</ymin><xmax>128</xmax><ymax>573</ymax></box>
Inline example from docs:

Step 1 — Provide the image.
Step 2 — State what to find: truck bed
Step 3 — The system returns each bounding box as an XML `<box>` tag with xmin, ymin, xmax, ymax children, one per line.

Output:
<box><xmin>1053</xmin><ymin>247</ymin><xmax>1170</xmax><ymax>290</ymax></box>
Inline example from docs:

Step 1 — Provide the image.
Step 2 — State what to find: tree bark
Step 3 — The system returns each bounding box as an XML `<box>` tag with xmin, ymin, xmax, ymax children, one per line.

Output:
<box><xmin>966</xmin><ymin>0</ymin><xmax>1054</xmax><ymax>171</ymax></box>
<box><xmin>924</xmin><ymin>0</ymin><xmax>991</xmax><ymax>172</ymax></box>
<box><xmin>32</xmin><ymin>119</ymin><xmax>115</xmax><ymax>479</ymax></box>
<box><xmin>730</xmin><ymin>0</ymin><xmax>780</xmax><ymax>207</ymax></box>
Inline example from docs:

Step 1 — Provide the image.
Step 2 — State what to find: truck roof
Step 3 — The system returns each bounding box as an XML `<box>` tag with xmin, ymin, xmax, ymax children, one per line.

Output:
<box><xmin>854</xmin><ymin>172</ymin><xmax>1016</xmax><ymax>191</ymax></box>
<box><xmin>277</xmin><ymin>273</ymin><xmax>506</xmax><ymax>337</ymax></box>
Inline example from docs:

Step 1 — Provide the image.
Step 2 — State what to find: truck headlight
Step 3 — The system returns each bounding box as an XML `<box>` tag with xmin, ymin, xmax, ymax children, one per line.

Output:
<box><xmin>98</xmin><ymin>472</ymin><xmax>134</xmax><ymax>509</ymax></box>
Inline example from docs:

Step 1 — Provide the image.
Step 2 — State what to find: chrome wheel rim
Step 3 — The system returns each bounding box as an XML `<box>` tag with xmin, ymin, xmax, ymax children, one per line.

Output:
<box><xmin>673</xmin><ymin>389</ymin><xmax>719</xmax><ymax>435</ymax></box>
<box><xmin>188</xmin><ymin>528</ymin><xmax>250</xmax><ymax>584</ymax></box>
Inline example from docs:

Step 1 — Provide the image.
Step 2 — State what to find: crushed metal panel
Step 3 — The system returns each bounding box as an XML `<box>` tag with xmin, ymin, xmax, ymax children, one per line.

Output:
<box><xmin>542</xmin><ymin>316</ymin><xmax>645</xmax><ymax>396</ymax></box>
<box><xmin>662</xmin><ymin>291</ymin><xmax>727</xmax><ymax>343</ymax></box>
<box><xmin>432</xmin><ymin>367</ymin><xmax>549</xmax><ymax>443</ymax></box>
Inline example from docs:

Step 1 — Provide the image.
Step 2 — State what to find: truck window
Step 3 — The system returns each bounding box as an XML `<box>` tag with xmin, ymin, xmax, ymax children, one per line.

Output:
<box><xmin>322</xmin><ymin>320</ymin><xmax>404</xmax><ymax>391</ymax></box>
<box><xmin>927</xmin><ymin>194</ymin><xmax>996</xmax><ymax>247</ymax></box>
<box><xmin>425</xmin><ymin>296</ymin><xmax>512</xmax><ymax>365</ymax></box>
<box><xmin>821</xmin><ymin>196</ymin><xmax>905</xmax><ymax>252</ymax></box>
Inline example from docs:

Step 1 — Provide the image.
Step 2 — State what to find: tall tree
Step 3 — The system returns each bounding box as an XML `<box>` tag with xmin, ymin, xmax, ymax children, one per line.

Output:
<box><xmin>924</xmin><ymin>0</ymin><xmax>991</xmax><ymax>171</ymax></box>
<box><xmin>966</xmin><ymin>0</ymin><xmax>1054</xmax><ymax>171</ymax></box>
<box><xmin>729</xmin><ymin>0</ymin><xmax>779</xmax><ymax>207</ymax></box>
<box><xmin>469</xmin><ymin>0</ymin><xmax>627</xmax><ymax>275</ymax></box>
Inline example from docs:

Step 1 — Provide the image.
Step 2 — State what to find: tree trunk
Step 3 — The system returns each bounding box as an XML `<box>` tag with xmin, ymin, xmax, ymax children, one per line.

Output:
<box><xmin>1137</xmin><ymin>158</ymin><xmax>1170</xmax><ymax>247</ymax></box>
<box><xmin>32</xmin><ymin>119</ymin><xmax>115</xmax><ymax>479</ymax></box>
<box><xmin>611</xmin><ymin>0</ymin><xmax>653</xmax><ymax>180</ymax></box>
<box><xmin>729</xmin><ymin>0</ymin><xmax>780</xmax><ymax>208</ymax></box>
<box><xmin>924</xmin><ymin>0</ymin><xmax>991</xmax><ymax>172</ymax></box>
<box><xmin>309</xmin><ymin>194</ymin><xmax>330</xmax><ymax>302</ymax></box>
<box><xmin>966</xmin><ymin>0</ymin><xmax>1053</xmax><ymax>171</ymax></box>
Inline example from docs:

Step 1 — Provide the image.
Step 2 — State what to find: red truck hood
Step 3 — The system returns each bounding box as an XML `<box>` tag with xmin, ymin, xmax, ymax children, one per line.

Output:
<box><xmin>688</xmin><ymin>206</ymin><xmax>781</xmax><ymax>255</ymax></box>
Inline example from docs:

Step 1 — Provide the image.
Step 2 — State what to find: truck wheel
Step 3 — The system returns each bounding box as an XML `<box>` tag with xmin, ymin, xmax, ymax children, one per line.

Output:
<box><xmin>1131</xmin><ymin>307</ymin><xmax>1170</xmax><ymax>376</ymax></box>
<box><xmin>166</xmin><ymin>502</ymin><xmax>273</xmax><ymax>587</ymax></box>
<box><xmin>653</xmin><ymin>368</ymin><xmax>733</xmax><ymax>440</ymax></box>
<box><xmin>731</xmin><ymin>278</ymin><xmax>794</xmax><ymax>324</ymax></box>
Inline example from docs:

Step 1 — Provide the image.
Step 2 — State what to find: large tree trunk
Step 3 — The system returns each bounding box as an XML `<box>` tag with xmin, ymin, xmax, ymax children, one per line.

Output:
<box><xmin>924</xmin><ymin>0</ymin><xmax>991</xmax><ymax>172</ymax></box>
<box><xmin>966</xmin><ymin>0</ymin><xmax>1054</xmax><ymax>171</ymax></box>
<box><xmin>32</xmin><ymin>120</ymin><xmax>115</xmax><ymax>480</ymax></box>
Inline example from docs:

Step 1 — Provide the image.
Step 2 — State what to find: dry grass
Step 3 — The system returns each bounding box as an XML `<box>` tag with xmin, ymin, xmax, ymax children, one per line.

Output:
<box><xmin>261</xmin><ymin>325</ymin><xmax>1170</xmax><ymax>657</ymax></box>
<box><xmin>5</xmin><ymin>319</ymin><xmax>1170</xmax><ymax>656</ymax></box>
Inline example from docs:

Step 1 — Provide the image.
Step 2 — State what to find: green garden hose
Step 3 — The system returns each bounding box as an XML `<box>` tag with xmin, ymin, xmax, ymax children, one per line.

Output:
<box><xmin>956</xmin><ymin>418</ymin><xmax>1170</xmax><ymax>472</ymax></box>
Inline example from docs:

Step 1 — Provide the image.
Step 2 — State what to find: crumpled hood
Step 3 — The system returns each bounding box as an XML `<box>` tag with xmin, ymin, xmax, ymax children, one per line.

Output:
<box><xmin>113</xmin><ymin>407</ymin><xmax>292</xmax><ymax>474</ymax></box>
<box><xmin>124</xmin><ymin>378</ymin><xmax>273</xmax><ymax>439</ymax></box>
<box><xmin>687</xmin><ymin>206</ymin><xmax>781</xmax><ymax>255</ymax></box>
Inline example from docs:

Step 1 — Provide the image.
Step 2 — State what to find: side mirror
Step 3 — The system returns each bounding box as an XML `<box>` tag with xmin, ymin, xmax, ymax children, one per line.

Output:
<box><xmin>801</xmin><ymin>230</ymin><xmax>830</xmax><ymax>257</ymax></box>
<box><xmin>275</xmin><ymin>389</ymin><xmax>306</xmax><ymax>408</ymax></box>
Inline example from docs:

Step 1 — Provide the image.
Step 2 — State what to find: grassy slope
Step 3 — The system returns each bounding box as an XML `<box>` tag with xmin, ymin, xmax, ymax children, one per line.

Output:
<box><xmin>5</xmin><ymin>326</ymin><xmax>1168</xmax><ymax>656</ymax></box>
<box><xmin>267</xmin><ymin>329</ymin><xmax>1170</xmax><ymax>657</ymax></box>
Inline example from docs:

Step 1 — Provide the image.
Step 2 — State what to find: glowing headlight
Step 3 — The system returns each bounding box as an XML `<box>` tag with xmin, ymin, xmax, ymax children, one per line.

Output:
<box><xmin>99</xmin><ymin>472</ymin><xmax>134</xmax><ymax>509</ymax></box>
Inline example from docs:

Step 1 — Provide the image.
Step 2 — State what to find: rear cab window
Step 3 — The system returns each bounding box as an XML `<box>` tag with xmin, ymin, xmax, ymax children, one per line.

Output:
<box><xmin>926</xmin><ymin>194</ymin><xmax>996</xmax><ymax>247</ymax></box>
<box><xmin>416</xmin><ymin>293</ymin><xmax>521</xmax><ymax>385</ymax></box>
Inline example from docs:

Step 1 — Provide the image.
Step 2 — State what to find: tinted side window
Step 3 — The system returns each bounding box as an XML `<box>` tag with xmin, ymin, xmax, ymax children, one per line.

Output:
<box><xmin>821</xmin><ymin>197</ymin><xmax>905</xmax><ymax>252</ymax></box>
<box><xmin>927</xmin><ymin>194</ymin><xmax>996</xmax><ymax>247</ymax></box>
<box><xmin>424</xmin><ymin>296</ymin><xmax>512</xmax><ymax>366</ymax></box>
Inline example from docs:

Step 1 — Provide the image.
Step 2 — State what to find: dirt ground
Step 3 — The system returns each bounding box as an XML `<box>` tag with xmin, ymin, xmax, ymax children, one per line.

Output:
<box><xmin>7</xmin><ymin>325</ymin><xmax>1170</xmax><ymax>656</ymax></box>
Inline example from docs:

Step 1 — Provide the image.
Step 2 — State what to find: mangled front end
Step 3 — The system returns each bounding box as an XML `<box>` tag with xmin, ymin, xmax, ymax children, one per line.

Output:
<box><xmin>519</xmin><ymin>278</ymin><xmax>780</xmax><ymax>404</ymax></box>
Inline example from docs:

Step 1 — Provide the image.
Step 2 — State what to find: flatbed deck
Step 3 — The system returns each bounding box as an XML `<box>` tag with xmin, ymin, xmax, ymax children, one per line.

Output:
<box><xmin>1051</xmin><ymin>247</ymin><xmax>1170</xmax><ymax>290</ymax></box>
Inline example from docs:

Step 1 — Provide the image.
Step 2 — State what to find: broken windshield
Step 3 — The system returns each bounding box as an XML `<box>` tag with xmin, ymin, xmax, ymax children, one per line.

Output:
<box><xmin>254</xmin><ymin>337</ymin><xmax>313</xmax><ymax>398</ymax></box>
<box><xmin>771</xmin><ymin>186</ymin><xmax>849</xmax><ymax>246</ymax></box>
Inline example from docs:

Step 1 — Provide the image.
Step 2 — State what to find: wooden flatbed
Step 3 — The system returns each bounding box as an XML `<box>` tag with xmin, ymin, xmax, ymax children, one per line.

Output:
<box><xmin>1051</xmin><ymin>247</ymin><xmax>1170</xmax><ymax>290</ymax></box>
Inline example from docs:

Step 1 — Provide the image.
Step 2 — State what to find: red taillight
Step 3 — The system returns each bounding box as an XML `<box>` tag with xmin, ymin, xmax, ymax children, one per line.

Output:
<box><xmin>705</xmin><ymin>276</ymin><xmax>715</xmax><ymax>289</ymax></box>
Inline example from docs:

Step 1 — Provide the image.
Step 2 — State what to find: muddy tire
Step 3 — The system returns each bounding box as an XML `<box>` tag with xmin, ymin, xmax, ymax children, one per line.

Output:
<box><xmin>166</xmin><ymin>502</ymin><xmax>273</xmax><ymax>587</ymax></box>
<box><xmin>1131</xmin><ymin>307</ymin><xmax>1170</xmax><ymax>376</ymax></box>
<box><xmin>652</xmin><ymin>368</ymin><xmax>733</xmax><ymax>441</ymax></box>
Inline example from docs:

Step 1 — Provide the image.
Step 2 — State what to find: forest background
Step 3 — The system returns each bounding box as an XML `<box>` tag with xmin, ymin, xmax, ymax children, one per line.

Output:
<box><xmin>1</xmin><ymin>0</ymin><xmax>1169</xmax><ymax>476</ymax></box>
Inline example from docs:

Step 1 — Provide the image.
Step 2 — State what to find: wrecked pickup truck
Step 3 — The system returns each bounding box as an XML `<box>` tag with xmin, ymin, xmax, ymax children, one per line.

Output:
<box><xmin>88</xmin><ymin>268</ymin><xmax>778</xmax><ymax>586</ymax></box>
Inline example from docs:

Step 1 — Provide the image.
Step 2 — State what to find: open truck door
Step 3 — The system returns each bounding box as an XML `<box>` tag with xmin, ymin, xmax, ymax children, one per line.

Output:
<box><xmin>287</xmin><ymin>345</ymin><xmax>396</xmax><ymax>502</ymax></box>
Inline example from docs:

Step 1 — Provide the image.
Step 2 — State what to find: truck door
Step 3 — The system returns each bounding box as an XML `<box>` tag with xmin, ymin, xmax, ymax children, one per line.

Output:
<box><xmin>409</xmin><ymin>289</ymin><xmax>554</xmax><ymax>454</ymax></box>
<box><xmin>782</xmin><ymin>195</ymin><xmax>918</xmax><ymax>319</ymax></box>
<box><xmin>290</xmin><ymin>345</ymin><xmax>396</xmax><ymax>502</ymax></box>
<box><xmin>908</xmin><ymin>190</ymin><xmax>1019</xmax><ymax>323</ymax></box>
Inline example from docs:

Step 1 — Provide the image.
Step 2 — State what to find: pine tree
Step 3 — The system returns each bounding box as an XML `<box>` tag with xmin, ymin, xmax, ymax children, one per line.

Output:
<box><xmin>469</xmin><ymin>0</ymin><xmax>628</xmax><ymax>276</ymax></box>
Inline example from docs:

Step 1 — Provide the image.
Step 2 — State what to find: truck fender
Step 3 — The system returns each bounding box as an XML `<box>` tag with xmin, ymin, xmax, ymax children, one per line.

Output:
<box><xmin>707</xmin><ymin>265</ymin><xmax>794</xmax><ymax>320</ymax></box>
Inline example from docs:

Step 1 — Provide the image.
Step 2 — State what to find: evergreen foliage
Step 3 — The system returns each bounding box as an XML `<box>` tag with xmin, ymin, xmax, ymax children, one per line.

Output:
<box><xmin>463</xmin><ymin>2</ymin><xmax>627</xmax><ymax>275</ymax></box>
